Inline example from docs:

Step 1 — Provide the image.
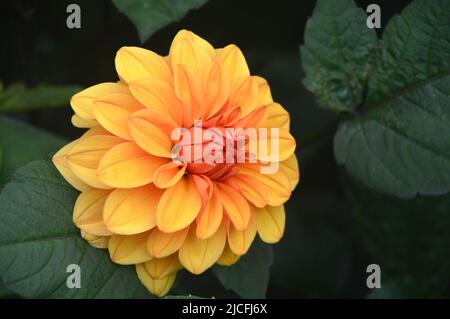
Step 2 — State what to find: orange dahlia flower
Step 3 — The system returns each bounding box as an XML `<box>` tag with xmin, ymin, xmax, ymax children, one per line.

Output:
<box><xmin>52</xmin><ymin>30</ymin><xmax>299</xmax><ymax>297</ymax></box>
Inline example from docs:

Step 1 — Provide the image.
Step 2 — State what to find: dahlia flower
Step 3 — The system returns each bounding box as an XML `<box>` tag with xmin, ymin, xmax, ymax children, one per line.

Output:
<box><xmin>52</xmin><ymin>30</ymin><xmax>299</xmax><ymax>297</ymax></box>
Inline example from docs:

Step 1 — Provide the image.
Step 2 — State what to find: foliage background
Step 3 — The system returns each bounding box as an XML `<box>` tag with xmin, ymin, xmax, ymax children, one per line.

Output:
<box><xmin>0</xmin><ymin>0</ymin><xmax>449</xmax><ymax>298</ymax></box>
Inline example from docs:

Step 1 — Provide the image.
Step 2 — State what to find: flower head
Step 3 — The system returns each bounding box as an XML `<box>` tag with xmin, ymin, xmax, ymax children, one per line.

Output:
<box><xmin>53</xmin><ymin>30</ymin><xmax>299</xmax><ymax>297</ymax></box>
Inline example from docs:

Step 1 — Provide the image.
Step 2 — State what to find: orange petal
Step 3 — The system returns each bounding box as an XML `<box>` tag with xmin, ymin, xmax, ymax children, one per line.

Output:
<box><xmin>280</xmin><ymin>154</ymin><xmax>300</xmax><ymax>191</ymax></box>
<box><xmin>196</xmin><ymin>190</ymin><xmax>223</xmax><ymax>239</ymax></box>
<box><xmin>67</xmin><ymin>135</ymin><xmax>124</xmax><ymax>189</ymax></box>
<box><xmin>257</xmin><ymin>127</ymin><xmax>296</xmax><ymax>162</ymax></box>
<box><xmin>254</xmin><ymin>76</ymin><xmax>273</xmax><ymax>105</ymax></box>
<box><xmin>136</xmin><ymin>264</ymin><xmax>177</xmax><ymax>297</ymax></box>
<box><xmin>115</xmin><ymin>46</ymin><xmax>172</xmax><ymax>84</ymax></box>
<box><xmin>139</xmin><ymin>255</ymin><xmax>182</xmax><ymax>280</ymax></box>
<box><xmin>147</xmin><ymin>227</ymin><xmax>189</xmax><ymax>258</ymax></box>
<box><xmin>216</xmin><ymin>182</ymin><xmax>250</xmax><ymax>231</ymax></box>
<box><xmin>238</xmin><ymin>164</ymin><xmax>291</xmax><ymax>206</ymax></box>
<box><xmin>153</xmin><ymin>162</ymin><xmax>187</xmax><ymax>189</ymax></box>
<box><xmin>217</xmin><ymin>44</ymin><xmax>250</xmax><ymax>86</ymax></box>
<box><xmin>173</xmin><ymin>64</ymin><xmax>203</xmax><ymax>124</ymax></box>
<box><xmin>71</xmin><ymin>115</ymin><xmax>98</xmax><ymax>128</ymax></box>
<box><xmin>232</xmin><ymin>174</ymin><xmax>268</xmax><ymax>208</ymax></box>
<box><xmin>81</xmin><ymin>126</ymin><xmax>112</xmax><ymax>138</ymax></box>
<box><xmin>255</xmin><ymin>205</ymin><xmax>285</xmax><ymax>243</ymax></box>
<box><xmin>108</xmin><ymin>232</ymin><xmax>152</xmax><ymax>265</ymax></box>
<box><xmin>217</xmin><ymin>243</ymin><xmax>240</xmax><ymax>266</ymax></box>
<box><xmin>229</xmin><ymin>76</ymin><xmax>259</xmax><ymax>117</ymax></box>
<box><xmin>73</xmin><ymin>188</ymin><xmax>112</xmax><ymax>236</ymax></box>
<box><xmin>227</xmin><ymin>207</ymin><xmax>257</xmax><ymax>255</ymax></box>
<box><xmin>71</xmin><ymin>82</ymin><xmax>128</xmax><ymax>120</ymax></box>
<box><xmin>178</xmin><ymin>223</ymin><xmax>226</xmax><ymax>274</ymax></box>
<box><xmin>129</xmin><ymin>78</ymin><xmax>182</xmax><ymax>127</ymax></box>
<box><xmin>203</xmin><ymin>62</ymin><xmax>230</xmax><ymax>119</ymax></box>
<box><xmin>156</xmin><ymin>175</ymin><xmax>202</xmax><ymax>233</ymax></box>
<box><xmin>97</xmin><ymin>142</ymin><xmax>167</xmax><ymax>188</ymax></box>
<box><xmin>261</xmin><ymin>103</ymin><xmax>290</xmax><ymax>130</ymax></box>
<box><xmin>103</xmin><ymin>184</ymin><xmax>163</xmax><ymax>235</ymax></box>
<box><xmin>233</xmin><ymin>106</ymin><xmax>268</xmax><ymax>128</ymax></box>
<box><xmin>52</xmin><ymin>140</ymin><xmax>89</xmax><ymax>191</ymax></box>
<box><xmin>94</xmin><ymin>92</ymin><xmax>143</xmax><ymax>140</ymax></box>
<box><xmin>170</xmin><ymin>30</ymin><xmax>215</xmax><ymax>59</ymax></box>
<box><xmin>128</xmin><ymin>109</ymin><xmax>174</xmax><ymax>158</ymax></box>
<box><xmin>80</xmin><ymin>230</ymin><xmax>110</xmax><ymax>249</ymax></box>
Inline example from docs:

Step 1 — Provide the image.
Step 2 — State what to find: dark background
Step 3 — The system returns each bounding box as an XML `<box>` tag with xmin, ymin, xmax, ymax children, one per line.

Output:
<box><xmin>3</xmin><ymin>0</ymin><xmax>440</xmax><ymax>299</ymax></box>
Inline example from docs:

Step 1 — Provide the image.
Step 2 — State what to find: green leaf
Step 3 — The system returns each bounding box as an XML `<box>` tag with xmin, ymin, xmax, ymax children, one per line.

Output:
<box><xmin>0</xmin><ymin>160</ymin><xmax>152</xmax><ymax>298</ymax></box>
<box><xmin>334</xmin><ymin>0</ymin><xmax>450</xmax><ymax>198</ymax></box>
<box><xmin>366</xmin><ymin>0</ymin><xmax>450</xmax><ymax>105</ymax></box>
<box><xmin>112</xmin><ymin>0</ymin><xmax>208</xmax><ymax>42</ymax></box>
<box><xmin>346</xmin><ymin>174</ymin><xmax>450</xmax><ymax>297</ymax></box>
<box><xmin>0</xmin><ymin>116</ymin><xmax>66</xmax><ymax>184</ymax></box>
<box><xmin>300</xmin><ymin>0</ymin><xmax>376</xmax><ymax>112</ymax></box>
<box><xmin>0</xmin><ymin>83</ymin><xmax>81</xmax><ymax>112</ymax></box>
<box><xmin>212</xmin><ymin>239</ymin><xmax>273</xmax><ymax>299</ymax></box>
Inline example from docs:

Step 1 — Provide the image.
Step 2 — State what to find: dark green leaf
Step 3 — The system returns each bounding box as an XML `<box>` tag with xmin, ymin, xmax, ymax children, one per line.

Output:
<box><xmin>0</xmin><ymin>83</ymin><xmax>81</xmax><ymax>112</ymax></box>
<box><xmin>300</xmin><ymin>0</ymin><xmax>376</xmax><ymax>112</ymax></box>
<box><xmin>112</xmin><ymin>0</ymin><xmax>208</xmax><ymax>42</ymax></box>
<box><xmin>367</xmin><ymin>0</ymin><xmax>450</xmax><ymax>105</ymax></box>
<box><xmin>0</xmin><ymin>116</ymin><xmax>66</xmax><ymax>184</ymax></box>
<box><xmin>334</xmin><ymin>0</ymin><xmax>450</xmax><ymax>198</ymax></box>
<box><xmin>212</xmin><ymin>239</ymin><xmax>273</xmax><ymax>299</ymax></box>
<box><xmin>0</xmin><ymin>160</ymin><xmax>152</xmax><ymax>298</ymax></box>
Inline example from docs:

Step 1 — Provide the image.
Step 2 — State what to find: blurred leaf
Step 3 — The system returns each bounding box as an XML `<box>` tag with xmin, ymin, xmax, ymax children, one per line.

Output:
<box><xmin>345</xmin><ymin>173</ymin><xmax>450</xmax><ymax>297</ymax></box>
<box><xmin>213</xmin><ymin>239</ymin><xmax>273</xmax><ymax>298</ymax></box>
<box><xmin>164</xmin><ymin>295</ymin><xmax>204</xmax><ymax>299</ymax></box>
<box><xmin>0</xmin><ymin>116</ymin><xmax>66</xmax><ymax>184</ymax></box>
<box><xmin>0</xmin><ymin>160</ymin><xmax>153</xmax><ymax>298</ymax></box>
<box><xmin>334</xmin><ymin>0</ymin><xmax>450</xmax><ymax>198</ymax></box>
<box><xmin>0</xmin><ymin>82</ymin><xmax>81</xmax><ymax>112</ymax></box>
<box><xmin>112</xmin><ymin>0</ymin><xmax>208</xmax><ymax>42</ymax></box>
<box><xmin>300</xmin><ymin>0</ymin><xmax>376</xmax><ymax>112</ymax></box>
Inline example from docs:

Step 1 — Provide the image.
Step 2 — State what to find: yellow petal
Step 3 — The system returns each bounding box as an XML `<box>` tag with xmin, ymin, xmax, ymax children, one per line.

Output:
<box><xmin>169</xmin><ymin>35</ymin><xmax>213</xmax><ymax>78</ymax></box>
<box><xmin>238</xmin><ymin>164</ymin><xmax>291</xmax><ymax>206</ymax></box>
<box><xmin>136</xmin><ymin>264</ymin><xmax>177</xmax><ymax>297</ymax></box>
<box><xmin>280</xmin><ymin>154</ymin><xmax>300</xmax><ymax>191</ymax></box>
<box><xmin>115</xmin><ymin>46</ymin><xmax>172</xmax><ymax>84</ymax></box>
<box><xmin>255</xmin><ymin>205</ymin><xmax>285</xmax><ymax>243</ymax></box>
<box><xmin>203</xmin><ymin>62</ymin><xmax>230</xmax><ymax>119</ymax></box>
<box><xmin>97</xmin><ymin>142</ymin><xmax>167</xmax><ymax>188</ymax></box>
<box><xmin>81</xmin><ymin>126</ymin><xmax>112</xmax><ymax>138</ymax></box>
<box><xmin>195</xmin><ymin>190</ymin><xmax>223</xmax><ymax>239</ymax></box>
<box><xmin>128</xmin><ymin>109</ymin><xmax>174</xmax><ymax>158</ymax></box>
<box><xmin>108</xmin><ymin>232</ymin><xmax>152</xmax><ymax>265</ymax></box>
<box><xmin>229</xmin><ymin>76</ymin><xmax>259</xmax><ymax>117</ymax></box>
<box><xmin>153</xmin><ymin>162</ymin><xmax>187</xmax><ymax>189</ymax></box>
<box><xmin>217</xmin><ymin>243</ymin><xmax>240</xmax><ymax>266</ymax></box>
<box><xmin>178</xmin><ymin>223</ymin><xmax>226</xmax><ymax>274</ymax></box>
<box><xmin>129</xmin><ymin>78</ymin><xmax>182</xmax><ymax>126</ymax></box>
<box><xmin>71</xmin><ymin>82</ymin><xmax>128</xmax><ymax>120</ymax></box>
<box><xmin>257</xmin><ymin>127</ymin><xmax>296</xmax><ymax>162</ymax></box>
<box><xmin>73</xmin><ymin>188</ymin><xmax>112</xmax><ymax>236</ymax></box>
<box><xmin>217</xmin><ymin>44</ymin><xmax>250</xmax><ymax>85</ymax></box>
<box><xmin>94</xmin><ymin>92</ymin><xmax>143</xmax><ymax>140</ymax></box>
<box><xmin>261</xmin><ymin>103</ymin><xmax>290</xmax><ymax>130</ymax></box>
<box><xmin>67</xmin><ymin>135</ymin><xmax>124</xmax><ymax>189</ymax></box>
<box><xmin>80</xmin><ymin>230</ymin><xmax>110</xmax><ymax>249</ymax></box>
<box><xmin>227</xmin><ymin>208</ymin><xmax>257</xmax><ymax>255</ymax></box>
<box><xmin>71</xmin><ymin>115</ymin><xmax>98</xmax><ymax>128</ymax></box>
<box><xmin>232</xmin><ymin>174</ymin><xmax>268</xmax><ymax>208</ymax></box>
<box><xmin>147</xmin><ymin>227</ymin><xmax>189</xmax><ymax>258</ymax></box>
<box><xmin>103</xmin><ymin>184</ymin><xmax>163</xmax><ymax>235</ymax></box>
<box><xmin>170</xmin><ymin>30</ymin><xmax>215</xmax><ymax>59</ymax></box>
<box><xmin>139</xmin><ymin>255</ymin><xmax>182</xmax><ymax>279</ymax></box>
<box><xmin>156</xmin><ymin>176</ymin><xmax>202</xmax><ymax>233</ymax></box>
<box><xmin>216</xmin><ymin>182</ymin><xmax>250</xmax><ymax>231</ymax></box>
<box><xmin>52</xmin><ymin>140</ymin><xmax>89</xmax><ymax>191</ymax></box>
<box><xmin>173</xmin><ymin>64</ymin><xmax>203</xmax><ymax>123</ymax></box>
<box><xmin>254</xmin><ymin>76</ymin><xmax>273</xmax><ymax>105</ymax></box>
